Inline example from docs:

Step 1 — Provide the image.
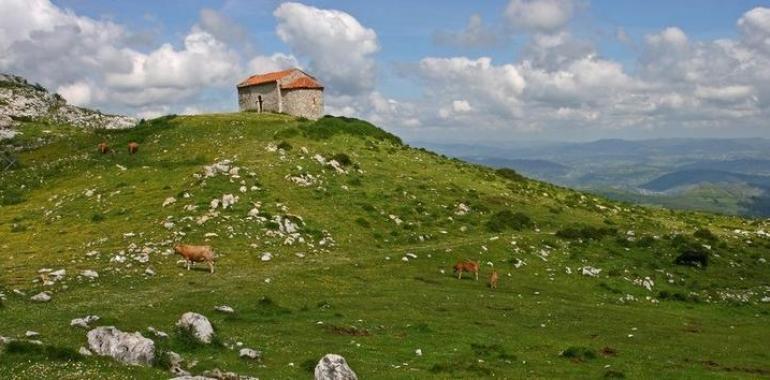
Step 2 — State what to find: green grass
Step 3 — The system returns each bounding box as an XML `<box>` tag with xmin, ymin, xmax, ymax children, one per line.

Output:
<box><xmin>1</xmin><ymin>113</ymin><xmax>769</xmax><ymax>379</ymax></box>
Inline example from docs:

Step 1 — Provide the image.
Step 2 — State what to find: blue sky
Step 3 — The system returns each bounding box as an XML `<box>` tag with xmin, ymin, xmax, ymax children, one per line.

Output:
<box><xmin>3</xmin><ymin>0</ymin><xmax>770</xmax><ymax>142</ymax></box>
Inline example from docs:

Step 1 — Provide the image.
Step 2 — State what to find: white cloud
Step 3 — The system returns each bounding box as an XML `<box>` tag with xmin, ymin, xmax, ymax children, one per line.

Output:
<box><xmin>504</xmin><ymin>0</ymin><xmax>575</xmax><ymax>33</ymax></box>
<box><xmin>434</xmin><ymin>14</ymin><xmax>500</xmax><ymax>48</ymax></box>
<box><xmin>197</xmin><ymin>9</ymin><xmax>248</xmax><ymax>45</ymax></box>
<box><xmin>57</xmin><ymin>81</ymin><xmax>93</xmax><ymax>106</ymax></box>
<box><xmin>274</xmin><ymin>2</ymin><xmax>379</xmax><ymax>96</ymax></box>
<box><xmin>247</xmin><ymin>53</ymin><xmax>300</xmax><ymax>74</ymax></box>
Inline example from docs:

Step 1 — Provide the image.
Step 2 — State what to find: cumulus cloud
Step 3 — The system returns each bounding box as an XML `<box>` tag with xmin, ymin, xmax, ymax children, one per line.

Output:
<box><xmin>274</xmin><ymin>2</ymin><xmax>379</xmax><ymax>96</ymax></box>
<box><xmin>434</xmin><ymin>14</ymin><xmax>500</xmax><ymax>48</ymax></box>
<box><xmin>247</xmin><ymin>53</ymin><xmax>300</xmax><ymax>74</ymax></box>
<box><xmin>197</xmin><ymin>9</ymin><xmax>248</xmax><ymax>45</ymax></box>
<box><xmin>504</xmin><ymin>0</ymin><xmax>576</xmax><ymax>33</ymax></box>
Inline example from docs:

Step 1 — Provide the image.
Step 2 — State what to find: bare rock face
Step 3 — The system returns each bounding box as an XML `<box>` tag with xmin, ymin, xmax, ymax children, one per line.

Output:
<box><xmin>314</xmin><ymin>354</ymin><xmax>358</xmax><ymax>380</ymax></box>
<box><xmin>176</xmin><ymin>312</ymin><xmax>215</xmax><ymax>344</ymax></box>
<box><xmin>86</xmin><ymin>326</ymin><xmax>155</xmax><ymax>366</ymax></box>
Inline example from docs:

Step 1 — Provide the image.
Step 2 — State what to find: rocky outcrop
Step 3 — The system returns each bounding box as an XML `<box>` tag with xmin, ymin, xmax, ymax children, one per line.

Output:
<box><xmin>0</xmin><ymin>73</ymin><xmax>137</xmax><ymax>140</ymax></box>
<box><xmin>86</xmin><ymin>326</ymin><xmax>155</xmax><ymax>366</ymax></box>
<box><xmin>314</xmin><ymin>354</ymin><xmax>358</xmax><ymax>380</ymax></box>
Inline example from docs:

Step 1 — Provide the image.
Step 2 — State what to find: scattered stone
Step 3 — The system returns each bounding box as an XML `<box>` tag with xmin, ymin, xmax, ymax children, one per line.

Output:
<box><xmin>164</xmin><ymin>221</ymin><xmax>175</xmax><ymax>230</ymax></box>
<box><xmin>261</xmin><ymin>252</ymin><xmax>273</xmax><ymax>262</ymax></box>
<box><xmin>239</xmin><ymin>348</ymin><xmax>262</xmax><ymax>361</ymax></box>
<box><xmin>315</xmin><ymin>354</ymin><xmax>358</xmax><ymax>380</ymax></box>
<box><xmin>31</xmin><ymin>292</ymin><xmax>51</xmax><ymax>302</ymax></box>
<box><xmin>79</xmin><ymin>346</ymin><xmax>92</xmax><ymax>356</ymax></box>
<box><xmin>147</xmin><ymin>326</ymin><xmax>169</xmax><ymax>339</ymax></box>
<box><xmin>144</xmin><ymin>267</ymin><xmax>156</xmax><ymax>276</ymax></box>
<box><xmin>87</xmin><ymin>326</ymin><xmax>155</xmax><ymax>366</ymax></box>
<box><xmin>215</xmin><ymin>305</ymin><xmax>235</xmax><ymax>314</ymax></box>
<box><xmin>415</xmin><ymin>348</ymin><xmax>423</xmax><ymax>356</ymax></box>
<box><xmin>25</xmin><ymin>331</ymin><xmax>39</xmax><ymax>337</ymax></box>
<box><xmin>580</xmin><ymin>266</ymin><xmax>602</xmax><ymax>277</ymax></box>
<box><xmin>81</xmin><ymin>269</ymin><xmax>99</xmax><ymax>279</ymax></box>
<box><xmin>71</xmin><ymin>315</ymin><xmax>100</xmax><ymax>329</ymax></box>
<box><xmin>163</xmin><ymin>197</ymin><xmax>177</xmax><ymax>207</ymax></box>
<box><xmin>221</xmin><ymin>194</ymin><xmax>238</xmax><ymax>209</ymax></box>
<box><xmin>176</xmin><ymin>312</ymin><xmax>215</xmax><ymax>344</ymax></box>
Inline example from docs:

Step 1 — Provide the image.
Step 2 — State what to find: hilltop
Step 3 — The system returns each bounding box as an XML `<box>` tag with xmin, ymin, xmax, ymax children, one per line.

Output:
<box><xmin>0</xmin><ymin>112</ymin><xmax>769</xmax><ymax>379</ymax></box>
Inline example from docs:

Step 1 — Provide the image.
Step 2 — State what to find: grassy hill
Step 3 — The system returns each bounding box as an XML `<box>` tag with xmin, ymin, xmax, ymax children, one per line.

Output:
<box><xmin>1</xmin><ymin>113</ymin><xmax>769</xmax><ymax>379</ymax></box>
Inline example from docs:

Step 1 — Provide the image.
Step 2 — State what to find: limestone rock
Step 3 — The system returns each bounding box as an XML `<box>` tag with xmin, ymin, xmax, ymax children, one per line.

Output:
<box><xmin>239</xmin><ymin>348</ymin><xmax>262</xmax><ymax>361</ymax></box>
<box><xmin>176</xmin><ymin>312</ymin><xmax>215</xmax><ymax>344</ymax></box>
<box><xmin>86</xmin><ymin>326</ymin><xmax>155</xmax><ymax>366</ymax></box>
<box><xmin>71</xmin><ymin>315</ymin><xmax>100</xmax><ymax>329</ymax></box>
<box><xmin>31</xmin><ymin>292</ymin><xmax>51</xmax><ymax>302</ymax></box>
<box><xmin>314</xmin><ymin>354</ymin><xmax>358</xmax><ymax>380</ymax></box>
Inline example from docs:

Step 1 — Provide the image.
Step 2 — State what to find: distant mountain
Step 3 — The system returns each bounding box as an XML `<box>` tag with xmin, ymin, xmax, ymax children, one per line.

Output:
<box><xmin>678</xmin><ymin>159</ymin><xmax>770</xmax><ymax>176</ymax></box>
<box><xmin>462</xmin><ymin>157</ymin><xmax>570</xmax><ymax>178</ymax></box>
<box><xmin>641</xmin><ymin>169</ymin><xmax>770</xmax><ymax>193</ymax></box>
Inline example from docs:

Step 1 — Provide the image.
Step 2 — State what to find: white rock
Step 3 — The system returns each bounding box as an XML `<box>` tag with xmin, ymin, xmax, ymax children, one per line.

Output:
<box><xmin>580</xmin><ymin>266</ymin><xmax>602</xmax><ymax>277</ymax></box>
<box><xmin>31</xmin><ymin>292</ymin><xmax>51</xmax><ymax>302</ymax></box>
<box><xmin>176</xmin><ymin>312</ymin><xmax>215</xmax><ymax>344</ymax></box>
<box><xmin>214</xmin><ymin>305</ymin><xmax>235</xmax><ymax>314</ymax></box>
<box><xmin>239</xmin><ymin>348</ymin><xmax>262</xmax><ymax>360</ymax></box>
<box><xmin>81</xmin><ymin>269</ymin><xmax>99</xmax><ymax>279</ymax></box>
<box><xmin>71</xmin><ymin>315</ymin><xmax>100</xmax><ymax>329</ymax></box>
<box><xmin>162</xmin><ymin>197</ymin><xmax>176</xmax><ymax>207</ymax></box>
<box><xmin>239</xmin><ymin>186</ymin><xmax>247</xmax><ymax>193</ymax></box>
<box><xmin>210</xmin><ymin>199</ymin><xmax>221</xmax><ymax>209</ymax></box>
<box><xmin>415</xmin><ymin>348</ymin><xmax>422</xmax><ymax>356</ymax></box>
<box><xmin>261</xmin><ymin>252</ymin><xmax>273</xmax><ymax>262</ymax></box>
<box><xmin>315</xmin><ymin>353</ymin><xmax>358</xmax><ymax>380</ymax></box>
<box><xmin>405</xmin><ymin>253</ymin><xmax>418</xmax><ymax>259</ymax></box>
<box><xmin>164</xmin><ymin>221</ymin><xmax>175</xmax><ymax>230</ymax></box>
<box><xmin>79</xmin><ymin>346</ymin><xmax>92</xmax><ymax>356</ymax></box>
<box><xmin>25</xmin><ymin>331</ymin><xmax>39</xmax><ymax>337</ymax></box>
<box><xmin>144</xmin><ymin>267</ymin><xmax>156</xmax><ymax>276</ymax></box>
<box><xmin>221</xmin><ymin>194</ymin><xmax>238</xmax><ymax>209</ymax></box>
<box><xmin>147</xmin><ymin>326</ymin><xmax>169</xmax><ymax>339</ymax></box>
<box><xmin>87</xmin><ymin>326</ymin><xmax>155</xmax><ymax>366</ymax></box>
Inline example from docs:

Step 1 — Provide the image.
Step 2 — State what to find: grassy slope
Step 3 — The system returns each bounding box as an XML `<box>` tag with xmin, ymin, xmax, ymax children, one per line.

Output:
<box><xmin>1</xmin><ymin>113</ymin><xmax>769</xmax><ymax>379</ymax></box>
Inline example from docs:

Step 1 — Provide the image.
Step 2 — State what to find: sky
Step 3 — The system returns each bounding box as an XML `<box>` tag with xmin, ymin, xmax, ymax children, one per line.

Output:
<box><xmin>1</xmin><ymin>0</ymin><xmax>770</xmax><ymax>143</ymax></box>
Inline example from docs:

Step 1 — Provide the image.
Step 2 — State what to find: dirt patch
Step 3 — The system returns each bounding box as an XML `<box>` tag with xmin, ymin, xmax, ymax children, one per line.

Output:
<box><xmin>600</xmin><ymin>347</ymin><xmax>618</xmax><ymax>357</ymax></box>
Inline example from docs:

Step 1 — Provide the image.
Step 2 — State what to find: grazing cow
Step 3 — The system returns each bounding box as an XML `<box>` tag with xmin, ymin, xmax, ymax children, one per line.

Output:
<box><xmin>174</xmin><ymin>244</ymin><xmax>215</xmax><ymax>273</ymax></box>
<box><xmin>453</xmin><ymin>260</ymin><xmax>479</xmax><ymax>280</ymax></box>
<box><xmin>489</xmin><ymin>270</ymin><xmax>499</xmax><ymax>289</ymax></box>
<box><xmin>97</xmin><ymin>143</ymin><xmax>110</xmax><ymax>154</ymax></box>
<box><xmin>128</xmin><ymin>142</ymin><xmax>139</xmax><ymax>155</ymax></box>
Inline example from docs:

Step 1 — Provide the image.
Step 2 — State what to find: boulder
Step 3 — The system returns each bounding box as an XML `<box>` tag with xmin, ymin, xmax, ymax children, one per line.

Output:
<box><xmin>86</xmin><ymin>326</ymin><xmax>155</xmax><ymax>366</ymax></box>
<box><xmin>31</xmin><ymin>292</ymin><xmax>51</xmax><ymax>302</ymax></box>
<box><xmin>176</xmin><ymin>312</ymin><xmax>215</xmax><ymax>344</ymax></box>
<box><xmin>71</xmin><ymin>315</ymin><xmax>100</xmax><ymax>329</ymax></box>
<box><xmin>314</xmin><ymin>354</ymin><xmax>358</xmax><ymax>380</ymax></box>
<box><xmin>239</xmin><ymin>348</ymin><xmax>262</xmax><ymax>361</ymax></box>
<box><xmin>214</xmin><ymin>305</ymin><xmax>235</xmax><ymax>314</ymax></box>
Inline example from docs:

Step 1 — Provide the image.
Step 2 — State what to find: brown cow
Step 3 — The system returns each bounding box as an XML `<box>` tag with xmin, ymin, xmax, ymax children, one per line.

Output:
<box><xmin>174</xmin><ymin>244</ymin><xmax>215</xmax><ymax>273</ymax></box>
<box><xmin>128</xmin><ymin>142</ymin><xmax>139</xmax><ymax>155</ymax></box>
<box><xmin>97</xmin><ymin>143</ymin><xmax>110</xmax><ymax>154</ymax></box>
<box><xmin>489</xmin><ymin>270</ymin><xmax>499</xmax><ymax>289</ymax></box>
<box><xmin>453</xmin><ymin>260</ymin><xmax>479</xmax><ymax>280</ymax></box>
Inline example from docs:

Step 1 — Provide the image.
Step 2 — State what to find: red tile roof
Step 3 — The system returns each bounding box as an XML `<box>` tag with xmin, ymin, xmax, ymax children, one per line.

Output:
<box><xmin>283</xmin><ymin>76</ymin><xmax>323</xmax><ymax>90</ymax></box>
<box><xmin>237</xmin><ymin>68</ymin><xmax>323</xmax><ymax>90</ymax></box>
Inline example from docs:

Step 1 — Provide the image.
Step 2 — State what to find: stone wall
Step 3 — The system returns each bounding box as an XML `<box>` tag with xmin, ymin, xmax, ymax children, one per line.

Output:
<box><xmin>238</xmin><ymin>83</ymin><xmax>280</xmax><ymax>113</ymax></box>
<box><xmin>281</xmin><ymin>88</ymin><xmax>323</xmax><ymax>120</ymax></box>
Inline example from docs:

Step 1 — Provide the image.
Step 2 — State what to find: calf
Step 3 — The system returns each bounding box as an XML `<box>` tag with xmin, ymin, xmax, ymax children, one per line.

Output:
<box><xmin>174</xmin><ymin>244</ymin><xmax>215</xmax><ymax>273</ymax></box>
<box><xmin>489</xmin><ymin>270</ymin><xmax>499</xmax><ymax>289</ymax></box>
<box><xmin>97</xmin><ymin>143</ymin><xmax>110</xmax><ymax>154</ymax></box>
<box><xmin>453</xmin><ymin>260</ymin><xmax>479</xmax><ymax>280</ymax></box>
<box><xmin>128</xmin><ymin>142</ymin><xmax>139</xmax><ymax>155</ymax></box>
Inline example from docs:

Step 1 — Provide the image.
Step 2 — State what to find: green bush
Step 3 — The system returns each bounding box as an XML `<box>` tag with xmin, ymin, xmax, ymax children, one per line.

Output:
<box><xmin>331</xmin><ymin>153</ymin><xmax>352</xmax><ymax>166</ymax></box>
<box><xmin>693</xmin><ymin>228</ymin><xmax>717</xmax><ymax>242</ymax></box>
<box><xmin>277</xmin><ymin>141</ymin><xmax>293</xmax><ymax>150</ymax></box>
<box><xmin>674</xmin><ymin>247</ymin><xmax>709</xmax><ymax>268</ymax></box>
<box><xmin>486</xmin><ymin>210</ymin><xmax>533</xmax><ymax>232</ymax></box>
<box><xmin>355</xmin><ymin>217</ymin><xmax>371</xmax><ymax>228</ymax></box>
<box><xmin>561</xmin><ymin>346</ymin><xmax>596</xmax><ymax>361</ymax></box>
<box><xmin>495</xmin><ymin>168</ymin><xmax>526</xmax><ymax>182</ymax></box>
<box><xmin>299</xmin><ymin>116</ymin><xmax>402</xmax><ymax>145</ymax></box>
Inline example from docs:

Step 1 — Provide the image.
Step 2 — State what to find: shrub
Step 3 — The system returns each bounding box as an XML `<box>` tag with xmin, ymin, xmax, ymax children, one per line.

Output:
<box><xmin>355</xmin><ymin>217</ymin><xmax>371</xmax><ymax>228</ymax></box>
<box><xmin>277</xmin><ymin>141</ymin><xmax>293</xmax><ymax>151</ymax></box>
<box><xmin>299</xmin><ymin>116</ymin><xmax>402</xmax><ymax>145</ymax></box>
<box><xmin>556</xmin><ymin>225</ymin><xmax>617</xmax><ymax>241</ymax></box>
<box><xmin>331</xmin><ymin>153</ymin><xmax>352</xmax><ymax>166</ymax></box>
<box><xmin>495</xmin><ymin>168</ymin><xmax>526</xmax><ymax>182</ymax></box>
<box><xmin>91</xmin><ymin>212</ymin><xmax>105</xmax><ymax>223</ymax></box>
<box><xmin>674</xmin><ymin>247</ymin><xmax>709</xmax><ymax>268</ymax></box>
<box><xmin>4</xmin><ymin>341</ymin><xmax>82</xmax><ymax>361</ymax></box>
<box><xmin>693</xmin><ymin>228</ymin><xmax>717</xmax><ymax>242</ymax></box>
<box><xmin>486</xmin><ymin>210</ymin><xmax>533</xmax><ymax>232</ymax></box>
<box><xmin>561</xmin><ymin>346</ymin><xmax>596</xmax><ymax>361</ymax></box>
